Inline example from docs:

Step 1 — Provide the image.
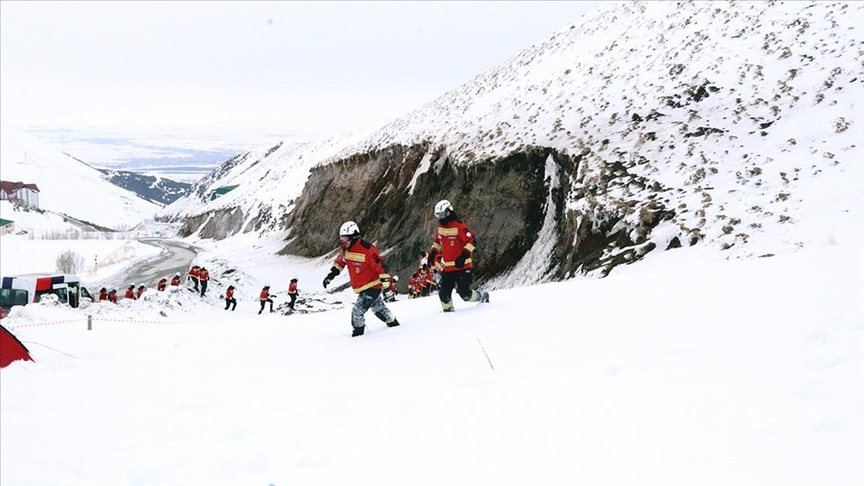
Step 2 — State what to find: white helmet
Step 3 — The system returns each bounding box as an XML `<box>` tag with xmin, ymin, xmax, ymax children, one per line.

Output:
<box><xmin>339</xmin><ymin>221</ymin><xmax>360</xmax><ymax>238</ymax></box>
<box><xmin>392</xmin><ymin>275</ymin><xmax>399</xmax><ymax>282</ymax></box>
<box><xmin>434</xmin><ymin>199</ymin><xmax>453</xmax><ymax>219</ymax></box>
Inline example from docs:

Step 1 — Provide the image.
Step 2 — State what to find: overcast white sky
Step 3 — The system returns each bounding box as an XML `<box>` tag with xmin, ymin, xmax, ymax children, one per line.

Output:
<box><xmin>1</xmin><ymin>1</ymin><xmax>606</xmax><ymax>141</ymax></box>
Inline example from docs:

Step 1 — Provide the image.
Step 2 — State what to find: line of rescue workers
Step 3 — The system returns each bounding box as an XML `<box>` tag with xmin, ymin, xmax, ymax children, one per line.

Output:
<box><xmin>93</xmin><ymin>199</ymin><xmax>490</xmax><ymax>337</ymax></box>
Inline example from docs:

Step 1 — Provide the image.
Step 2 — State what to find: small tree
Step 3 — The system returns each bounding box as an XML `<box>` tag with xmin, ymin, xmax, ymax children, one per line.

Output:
<box><xmin>56</xmin><ymin>250</ymin><xmax>85</xmax><ymax>274</ymax></box>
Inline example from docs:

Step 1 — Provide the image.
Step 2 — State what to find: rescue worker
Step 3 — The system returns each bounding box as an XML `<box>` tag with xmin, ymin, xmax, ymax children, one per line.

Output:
<box><xmin>108</xmin><ymin>289</ymin><xmax>118</xmax><ymax>304</ymax></box>
<box><xmin>322</xmin><ymin>221</ymin><xmax>400</xmax><ymax>337</ymax></box>
<box><xmin>99</xmin><ymin>287</ymin><xmax>108</xmax><ymax>301</ymax></box>
<box><xmin>408</xmin><ymin>271</ymin><xmax>417</xmax><ymax>299</ymax></box>
<box><xmin>424</xmin><ymin>264</ymin><xmax>438</xmax><ymax>295</ymax></box>
<box><xmin>125</xmin><ymin>284</ymin><xmax>135</xmax><ymax>300</ymax></box>
<box><xmin>259</xmin><ymin>285</ymin><xmax>274</xmax><ymax>314</ymax></box>
<box><xmin>188</xmin><ymin>265</ymin><xmax>200</xmax><ymax>291</ymax></box>
<box><xmin>427</xmin><ymin>199</ymin><xmax>490</xmax><ymax>312</ymax></box>
<box><xmin>157</xmin><ymin>278</ymin><xmax>168</xmax><ymax>291</ymax></box>
<box><xmin>170</xmin><ymin>273</ymin><xmax>182</xmax><ymax>286</ymax></box>
<box><xmin>199</xmin><ymin>267</ymin><xmax>209</xmax><ymax>297</ymax></box>
<box><xmin>382</xmin><ymin>274</ymin><xmax>400</xmax><ymax>302</ymax></box>
<box><xmin>136</xmin><ymin>284</ymin><xmax>146</xmax><ymax>300</ymax></box>
<box><xmin>287</xmin><ymin>278</ymin><xmax>299</xmax><ymax>311</ymax></box>
<box><xmin>224</xmin><ymin>285</ymin><xmax>237</xmax><ymax>311</ymax></box>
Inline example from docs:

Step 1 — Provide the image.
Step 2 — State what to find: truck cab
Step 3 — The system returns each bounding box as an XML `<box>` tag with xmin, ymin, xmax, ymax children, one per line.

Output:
<box><xmin>0</xmin><ymin>274</ymin><xmax>93</xmax><ymax>318</ymax></box>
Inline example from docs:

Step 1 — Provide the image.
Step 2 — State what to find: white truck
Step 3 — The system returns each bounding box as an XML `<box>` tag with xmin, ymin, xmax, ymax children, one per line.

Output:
<box><xmin>0</xmin><ymin>274</ymin><xmax>94</xmax><ymax>318</ymax></box>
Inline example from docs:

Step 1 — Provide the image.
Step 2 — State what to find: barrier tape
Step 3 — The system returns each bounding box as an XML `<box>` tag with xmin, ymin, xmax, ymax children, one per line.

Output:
<box><xmin>5</xmin><ymin>316</ymin><xmax>192</xmax><ymax>330</ymax></box>
<box><xmin>7</xmin><ymin>319</ymin><xmax>86</xmax><ymax>329</ymax></box>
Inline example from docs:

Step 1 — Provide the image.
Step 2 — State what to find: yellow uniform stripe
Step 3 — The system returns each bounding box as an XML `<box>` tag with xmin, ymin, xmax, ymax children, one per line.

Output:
<box><xmin>344</xmin><ymin>251</ymin><xmax>366</xmax><ymax>262</ymax></box>
<box><xmin>353</xmin><ymin>279</ymin><xmax>381</xmax><ymax>293</ymax></box>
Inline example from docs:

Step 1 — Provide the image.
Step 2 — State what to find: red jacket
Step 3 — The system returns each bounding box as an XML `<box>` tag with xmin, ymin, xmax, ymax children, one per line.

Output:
<box><xmin>226</xmin><ymin>288</ymin><xmax>234</xmax><ymax>299</ymax></box>
<box><xmin>125</xmin><ymin>287</ymin><xmax>135</xmax><ymax>299</ymax></box>
<box><xmin>199</xmin><ymin>269</ymin><xmax>209</xmax><ymax>281</ymax></box>
<box><xmin>99</xmin><ymin>289</ymin><xmax>108</xmax><ymax>301</ymax></box>
<box><xmin>431</xmin><ymin>219</ymin><xmax>476</xmax><ymax>272</ymax></box>
<box><xmin>288</xmin><ymin>281</ymin><xmax>298</xmax><ymax>295</ymax></box>
<box><xmin>157</xmin><ymin>279</ymin><xmax>167</xmax><ymax>291</ymax></box>
<box><xmin>170</xmin><ymin>276</ymin><xmax>181</xmax><ymax>286</ymax></box>
<box><xmin>330</xmin><ymin>239</ymin><xmax>388</xmax><ymax>293</ymax></box>
<box><xmin>108</xmin><ymin>292</ymin><xmax>117</xmax><ymax>304</ymax></box>
<box><xmin>259</xmin><ymin>288</ymin><xmax>271</xmax><ymax>301</ymax></box>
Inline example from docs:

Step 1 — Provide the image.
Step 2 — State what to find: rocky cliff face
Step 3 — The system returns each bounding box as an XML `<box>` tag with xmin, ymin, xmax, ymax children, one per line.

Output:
<box><xmin>276</xmin><ymin>142</ymin><xmax>674</xmax><ymax>286</ymax></box>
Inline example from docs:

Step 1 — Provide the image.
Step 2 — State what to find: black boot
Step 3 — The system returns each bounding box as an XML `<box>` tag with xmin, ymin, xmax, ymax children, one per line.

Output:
<box><xmin>386</xmin><ymin>319</ymin><xmax>400</xmax><ymax>328</ymax></box>
<box><xmin>352</xmin><ymin>326</ymin><xmax>365</xmax><ymax>337</ymax></box>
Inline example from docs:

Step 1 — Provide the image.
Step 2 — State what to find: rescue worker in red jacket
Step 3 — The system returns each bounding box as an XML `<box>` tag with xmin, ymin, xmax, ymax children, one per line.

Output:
<box><xmin>108</xmin><ymin>289</ymin><xmax>118</xmax><ymax>304</ymax></box>
<box><xmin>224</xmin><ymin>285</ymin><xmax>237</xmax><ymax>311</ymax></box>
<box><xmin>322</xmin><ymin>221</ymin><xmax>400</xmax><ymax>337</ymax></box>
<box><xmin>136</xmin><ymin>284</ymin><xmax>146</xmax><ymax>300</ymax></box>
<box><xmin>428</xmin><ymin>199</ymin><xmax>490</xmax><ymax>312</ymax></box>
<box><xmin>287</xmin><ymin>278</ymin><xmax>299</xmax><ymax>311</ymax></box>
<box><xmin>188</xmin><ymin>265</ymin><xmax>200</xmax><ymax>291</ymax></box>
<box><xmin>157</xmin><ymin>278</ymin><xmax>167</xmax><ymax>291</ymax></box>
<box><xmin>99</xmin><ymin>287</ymin><xmax>108</xmax><ymax>301</ymax></box>
<box><xmin>125</xmin><ymin>285</ymin><xmax>135</xmax><ymax>300</ymax></box>
<box><xmin>259</xmin><ymin>285</ymin><xmax>274</xmax><ymax>314</ymax></box>
<box><xmin>170</xmin><ymin>273</ymin><xmax>182</xmax><ymax>287</ymax></box>
<box><xmin>198</xmin><ymin>267</ymin><xmax>209</xmax><ymax>297</ymax></box>
<box><xmin>407</xmin><ymin>273</ymin><xmax>417</xmax><ymax>299</ymax></box>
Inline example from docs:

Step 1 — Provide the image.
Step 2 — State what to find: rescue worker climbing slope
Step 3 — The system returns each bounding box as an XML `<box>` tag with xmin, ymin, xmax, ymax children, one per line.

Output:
<box><xmin>428</xmin><ymin>199</ymin><xmax>490</xmax><ymax>312</ymax></box>
<box><xmin>322</xmin><ymin>221</ymin><xmax>400</xmax><ymax>337</ymax></box>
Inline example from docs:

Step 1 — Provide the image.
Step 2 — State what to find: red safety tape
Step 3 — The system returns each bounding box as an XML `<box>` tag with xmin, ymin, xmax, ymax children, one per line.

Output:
<box><xmin>7</xmin><ymin>319</ymin><xmax>87</xmax><ymax>329</ymax></box>
<box><xmin>6</xmin><ymin>317</ymin><xmax>192</xmax><ymax>329</ymax></box>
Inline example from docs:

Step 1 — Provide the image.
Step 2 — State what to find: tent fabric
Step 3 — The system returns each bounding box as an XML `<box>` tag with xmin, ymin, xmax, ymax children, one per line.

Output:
<box><xmin>0</xmin><ymin>324</ymin><xmax>34</xmax><ymax>368</ymax></box>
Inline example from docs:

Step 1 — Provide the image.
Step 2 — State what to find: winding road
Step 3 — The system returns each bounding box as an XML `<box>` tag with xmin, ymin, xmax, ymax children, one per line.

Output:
<box><xmin>101</xmin><ymin>238</ymin><xmax>199</xmax><ymax>290</ymax></box>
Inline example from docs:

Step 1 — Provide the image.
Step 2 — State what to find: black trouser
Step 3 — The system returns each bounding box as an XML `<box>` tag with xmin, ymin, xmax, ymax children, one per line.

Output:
<box><xmin>200</xmin><ymin>280</ymin><xmax>208</xmax><ymax>297</ymax></box>
<box><xmin>288</xmin><ymin>293</ymin><xmax>297</xmax><ymax>310</ymax></box>
<box><xmin>438</xmin><ymin>269</ymin><xmax>478</xmax><ymax>309</ymax></box>
<box><xmin>224</xmin><ymin>297</ymin><xmax>236</xmax><ymax>311</ymax></box>
<box><xmin>259</xmin><ymin>298</ymin><xmax>273</xmax><ymax>313</ymax></box>
<box><xmin>191</xmin><ymin>277</ymin><xmax>199</xmax><ymax>291</ymax></box>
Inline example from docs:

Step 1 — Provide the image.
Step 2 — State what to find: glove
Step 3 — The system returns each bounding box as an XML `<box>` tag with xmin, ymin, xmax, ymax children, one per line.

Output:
<box><xmin>454</xmin><ymin>250</ymin><xmax>470</xmax><ymax>268</ymax></box>
<box><xmin>323</xmin><ymin>277</ymin><xmax>332</xmax><ymax>289</ymax></box>
<box><xmin>380</xmin><ymin>276</ymin><xmax>390</xmax><ymax>289</ymax></box>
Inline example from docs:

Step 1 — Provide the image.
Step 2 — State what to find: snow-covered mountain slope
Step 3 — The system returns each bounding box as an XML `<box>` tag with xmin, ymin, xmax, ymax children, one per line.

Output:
<box><xmin>0</xmin><ymin>127</ymin><xmax>162</xmax><ymax>230</ymax></box>
<box><xmin>163</xmin><ymin>0</ymin><xmax>863</xmax><ymax>286</ymax></box>
<box><xmin>156</xmin><ymin>129</ymin><xmax>374</xmax><ymax>237</ymax></box>
<box><xmin>324</xmin><ymin>0</ymin><xmax>863</xmax><ymax>253</ymax></box>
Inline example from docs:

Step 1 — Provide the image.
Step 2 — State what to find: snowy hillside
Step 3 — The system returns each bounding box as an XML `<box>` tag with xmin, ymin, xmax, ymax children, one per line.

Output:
<box><xmin>0</xmin><ymin>126</ymin><xmax>162</xmax><ymax>230</ymax></box>
<box><xmin>159</xmin><ymin>0</ymin><xmax>863</xmax><ymax>288</ymax></box>
<box><xmin>326</xmin><ymin>0</ymin><xmax>863</xmax><ymax>261</ymax></box>
<box><xmin>157</xmin><ymin>129</ymin><xmax>374</xmax><ymax>233</ymax></box>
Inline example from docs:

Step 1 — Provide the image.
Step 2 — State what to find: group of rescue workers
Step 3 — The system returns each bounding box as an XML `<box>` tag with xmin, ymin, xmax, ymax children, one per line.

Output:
<box><xmin>95</xmin><ymin>198</ymin><xmax>489</xmax><ymax>337</ymax></box>
<box><xmin>96</xmin><ymin>272</ymin><xmax>185</xmax><ymax>304</ymax></box>
<box><xmin>322</xmin><ymin>198</ymin><xmax>490</xmax><ymax>337</ymax></box>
